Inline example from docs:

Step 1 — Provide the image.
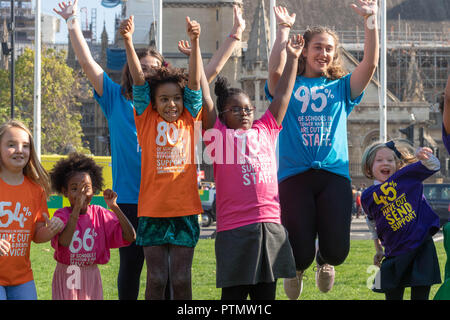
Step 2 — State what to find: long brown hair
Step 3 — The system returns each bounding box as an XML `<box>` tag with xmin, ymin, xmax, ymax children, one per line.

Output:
<box><xmin>298</xmin><ymin>26</ymin><xmax>347</xmax><ymax>80</ymax></box>
<box><xmin>121</xmin><ymin>48</ymin><xmax>166</xmax><ymax>100</ymax></box>
<box><xmin>0</xmin><ymin>119</ymin><xmax>51</xmax><ymax>198</ymax></box>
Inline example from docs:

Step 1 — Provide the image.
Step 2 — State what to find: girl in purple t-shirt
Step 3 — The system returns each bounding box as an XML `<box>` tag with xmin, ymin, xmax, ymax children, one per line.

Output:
<box><xmin>49</xmin><ymin>153</ymin><xmax>136</xmax><ymax>300</ymax></box>
<box><xmin>361</xmin><ymin>141</ymin><xmax>441</xmax><ymax>300</ymax></box>
<box><xmin>200</xmin><ymin>35</ymin><xmax>305</xmax><ymax>300</ymax></box>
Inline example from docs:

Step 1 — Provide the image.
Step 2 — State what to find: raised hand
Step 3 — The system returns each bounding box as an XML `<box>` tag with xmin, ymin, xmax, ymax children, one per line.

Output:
<box><xmin>119</xmin><ymin>16</ymin><xmax>135</xmax><ymax>42</ymax></box>
<box><xmin>0</xmin><ymin>235</ymin><xmax>12</xmax><ymax>256</ymax></box>
<box><xmin>186</xmin><ymin>16</ymin><xmax>201</xmax><ymax>42</ymax></box>
<box><xmin>350</xmin><ymin>0</ymin><xmax>378</xmax><ymax>17</ymax></box>
<box><xmin>178</xmin><ymin>40</ymin><xmax>191</xmax><ymax>57</ymax></box>
<box><xmin>43</xmin><ymin>213</ymin><xmax>65</xmax><ymax>234</ymax></box>
<box><xmin>103</xmin><ymin>189</ymin><xmax>118</xmax><ymax>209</ymax></box>
<box><xmin>232</xmin><ymin>5</ymin><xmax>246</xmax><ymax>35</ymax></box>
<box><xmin>415</xmin><ymin>147</ymin><xmax>434</xmax><ymax>161</ymax></box>
<box><xmin>286</xmin><ymin>34</ymin><xmax>305</xmax><ymax>59</ymax></box>
<box><xmin>274</xmin><ymin>6</ymin><xmax>296</xmax><ymax>28</ymax></box>
<box><xmin>53</xmin><ymin>0</ymin><xmax>78</xmax><ymax>21</ymax></box>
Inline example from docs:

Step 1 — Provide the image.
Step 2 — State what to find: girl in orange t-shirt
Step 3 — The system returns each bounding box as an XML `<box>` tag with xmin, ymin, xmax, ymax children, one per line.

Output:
<box><xmin>120</xmin><ymin>16</ymin><xmax>205</xmax><ymax>300</ymax></box>
<box><xmin>0</xmin><ymin>120</ymin><xmax>64</xmax><ymax>300</ymax></box>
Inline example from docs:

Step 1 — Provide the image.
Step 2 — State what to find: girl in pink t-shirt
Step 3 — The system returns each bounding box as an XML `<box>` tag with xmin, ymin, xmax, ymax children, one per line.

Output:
<box><xmin>49</xmin><ymin>153</ymin><xmax>136</xmax><ymax>300</ymax></box>
<box><xmin>201</xmin><ymin>36</ymin><xmax>304</xmax><ymax>300</ymax></box>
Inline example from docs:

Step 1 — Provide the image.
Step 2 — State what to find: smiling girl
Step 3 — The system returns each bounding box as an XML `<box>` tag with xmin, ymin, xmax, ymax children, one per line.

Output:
<box><xmin>265</xmin><ymin>1</ymin><xmax>379</xmax><ymax>299</ymax></box>
<box><xmin>361</xmin><ymin>141</ymin><xmax>441</xmax><ymax>300</ymax></box>
<box><xmin>0</xmin><ymin>120</ymin><xmax>64</xmax><ymax>300</ymax></box>
<box><xmin>120</xmin><ymin>15</ymin><xmax>204</xmax><ymax>300</ymax></box>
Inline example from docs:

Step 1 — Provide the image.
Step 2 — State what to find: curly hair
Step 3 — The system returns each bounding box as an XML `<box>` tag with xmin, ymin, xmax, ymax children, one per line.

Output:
<box><xmin>121</xmin><ymin>48</ymin><xmax>166</xmax><ymax>100</ymax></box>
<box><xmin>49</xmin><ymin>152</ymin><xmax>104</xmax><ymax>195</ymax></box>
<box><xmin>214</xmin><ymin>76</ymin><xmax>249</xmax><ymax>117</ymax></box>
<box><xmin>145</xmin><ymin>66</ymin><xmax>189</xmax><ymax>107</ymax></box>
<box><xmin>298</xmin><ymin>26</ymin><xmax>347</xmax><ymax>80</ymax></box>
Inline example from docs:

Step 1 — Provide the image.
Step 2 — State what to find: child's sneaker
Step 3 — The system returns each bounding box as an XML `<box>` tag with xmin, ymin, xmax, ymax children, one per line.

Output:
<box><xmin>283</xmin><ymin>270</ymin><xmax>304</xmax><ymax>300</ymax></box>
<box><xmin>315</xmin><ymin>264</ymin><xmax>335</xmax><ymax>293</ymax></box>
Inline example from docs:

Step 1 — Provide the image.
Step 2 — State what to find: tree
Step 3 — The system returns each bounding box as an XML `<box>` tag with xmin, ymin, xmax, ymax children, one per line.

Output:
<box><xmin>0</xmin><ymin>47</ymin><xmax>90</xmax><ymax>154</ymax></box>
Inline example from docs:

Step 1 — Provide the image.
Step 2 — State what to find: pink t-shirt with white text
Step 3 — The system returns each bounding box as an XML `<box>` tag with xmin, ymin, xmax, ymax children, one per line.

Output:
<box><xmin>205</xmin><ymin>110</ymin><xmax>282</xmax><ymax>232</ymax></box>
<box><xmin>51</xmin><ymin>205</ymin><xmax>130</xmax><ymax>266</ymax></box>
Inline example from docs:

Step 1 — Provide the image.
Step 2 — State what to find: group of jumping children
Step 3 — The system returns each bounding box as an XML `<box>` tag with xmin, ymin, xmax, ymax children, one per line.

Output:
<box><xmin>0</xmin><ymin>0</ymin><xmax>448</xmax><ymax>301</ymax></box>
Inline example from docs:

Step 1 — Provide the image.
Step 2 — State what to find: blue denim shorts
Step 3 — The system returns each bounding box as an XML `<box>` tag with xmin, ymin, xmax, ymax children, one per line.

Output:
<box><xmin>0</xmin><ymin>280</ymin><xmax>38</xmax><ymax>300</ymax></box>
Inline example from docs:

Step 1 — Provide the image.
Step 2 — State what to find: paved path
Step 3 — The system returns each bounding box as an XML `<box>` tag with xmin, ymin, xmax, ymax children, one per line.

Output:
<box><xmin>200</xmin><ymin>216</ymin><xmax>444</xmax><ymax>241</ymax></box>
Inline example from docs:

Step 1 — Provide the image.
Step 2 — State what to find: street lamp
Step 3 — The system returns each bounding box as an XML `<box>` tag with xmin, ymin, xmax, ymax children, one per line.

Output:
<box><xmin>1</xmin><ymin>1</ymin><xmax>15</xmax><ymax>119</ymax></box>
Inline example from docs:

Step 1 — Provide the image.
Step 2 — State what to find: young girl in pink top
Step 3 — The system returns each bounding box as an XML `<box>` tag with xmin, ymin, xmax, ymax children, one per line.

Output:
<box><xmin>49</xmin><ymin>153</ymin><xmax>135</xmax><ymax>300</ymax></box>
<box><xmin>201</xmin><ymin>35</ymin><xmax>304</xmax><ymax>300</ymax></box>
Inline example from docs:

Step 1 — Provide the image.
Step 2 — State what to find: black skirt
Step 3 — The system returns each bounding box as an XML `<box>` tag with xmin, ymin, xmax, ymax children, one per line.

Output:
<box><xmin>373</xmin><ymin>236</ymin><xmax>441</xmax><ymax>293</ymax></box>
<box><xmin>215</xmin><ymin>222</ymin><xmax>296</xmax><ymax>288</ymax></box>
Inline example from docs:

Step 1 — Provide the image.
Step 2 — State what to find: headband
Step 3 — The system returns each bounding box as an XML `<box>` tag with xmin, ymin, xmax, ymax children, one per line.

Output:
<box><xmin>385</xmin><ymin>140</ymin><xmax>402</xmax><ymax>159</ymax></box>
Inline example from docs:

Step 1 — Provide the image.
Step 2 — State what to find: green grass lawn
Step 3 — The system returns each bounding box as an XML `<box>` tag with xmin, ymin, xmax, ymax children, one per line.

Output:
<box><xmin>30</xmin><ymin>238</ymin><xmax>447</xmax><ymax>300</ymax></box>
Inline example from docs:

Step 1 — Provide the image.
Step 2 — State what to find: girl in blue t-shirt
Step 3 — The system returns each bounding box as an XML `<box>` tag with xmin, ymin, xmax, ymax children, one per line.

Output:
<box><xmin>266</xmin><ymin>2</ymin><xmax>379</xmax><ymax>299</ymax></box>
<box><xmin>361</xmin><ymin>141</ymin><xmax>441</xmax><ymax>300</ymax></box>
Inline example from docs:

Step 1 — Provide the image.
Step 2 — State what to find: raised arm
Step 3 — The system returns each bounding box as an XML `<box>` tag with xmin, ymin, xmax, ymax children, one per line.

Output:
<box><xmin>269</xmin><ymin>35</ymin><xmax>304</xmax><ymax>126</ymax></box>
<box><xmin>53</xmin><ymin>0</ymin><xmax>104</xmax><ymax>95</ymax></box>
<box><xmin>349</xmin><ymin>0</ymin><xmax>379</xmax><ymax>100</ymax></box>
<box><xmin>119</xmin><ymin>16</ymin><xmax>145</xmax><ymax>86</ymax></box>
<box><xmin>201</xmin><ymin>62</ymin><xmax>216</xmax><ymax>130</ymax></box>
<box><xmin>177</xmin><ymin>5</ymin><xmax>246</xmax><ymax>84</ymax></box>
<box><xmin>443</xmin><ymin>75</ymin><xmax>450</xmax><ymax>134</ymax></box>
<box><xmin>186</xmin><ymin>17</ymin><xmax>202</xmax><ymax>91</ymax></box>
<box><xmin>267</xmin><ymin>6</ymin><xmax>296</xmax><ymax>96</ymax></box>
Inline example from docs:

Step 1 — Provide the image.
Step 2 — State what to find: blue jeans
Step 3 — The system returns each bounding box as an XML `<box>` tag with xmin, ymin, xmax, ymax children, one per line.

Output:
<box><xmin>0</xmin><ymin>280</ymin><xmax>38</xmax><ymax>300</ymax></box>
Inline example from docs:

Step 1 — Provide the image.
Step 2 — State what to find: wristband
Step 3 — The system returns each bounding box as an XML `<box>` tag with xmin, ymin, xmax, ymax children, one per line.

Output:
<box><xmin>278</xmin><ymin>22</ymin><xmax>293</xmax><ymax>28</ymax></box>
<box><xmin>229</xmin><ymin>34</ymin><xmax>241</xmax><ymax>41</ymax></box>
<box><xmin>66</xmin><ymin>15</ymin><xmax>77</xmax><ymax>24</ymax></box>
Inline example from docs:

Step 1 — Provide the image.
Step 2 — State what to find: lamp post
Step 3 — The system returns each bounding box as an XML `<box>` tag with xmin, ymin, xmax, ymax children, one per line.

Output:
<box><xmin>10</xmin><ymin>0</ymin><xmax>15</xmax><ymax>119</ymax></box>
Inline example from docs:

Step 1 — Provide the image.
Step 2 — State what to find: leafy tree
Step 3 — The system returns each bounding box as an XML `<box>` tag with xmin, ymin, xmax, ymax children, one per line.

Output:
<box><xmin>0</xmin><ymin>47</ymin><xmax>90</xmax><ymax>154</ymax></box>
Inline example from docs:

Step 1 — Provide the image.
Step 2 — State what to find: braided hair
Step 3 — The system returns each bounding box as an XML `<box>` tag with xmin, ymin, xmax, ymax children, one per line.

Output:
<box><xmin>214</xmin><ymin>76</ymin><xmax>248</xmax><ymax>119</ymax></box>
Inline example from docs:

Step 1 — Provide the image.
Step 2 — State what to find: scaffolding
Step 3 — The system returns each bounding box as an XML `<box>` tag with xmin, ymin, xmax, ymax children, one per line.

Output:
<box><xmin>304</xmin><ymin>30</ymin><xmax>450</xmax><ymax>105</ymax></box>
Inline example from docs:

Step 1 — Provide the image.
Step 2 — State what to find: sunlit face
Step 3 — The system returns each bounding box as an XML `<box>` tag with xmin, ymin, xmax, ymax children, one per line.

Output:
<box><xmin>220</xmin><ymin>93</ymin><xmax>255</xmax><ymax>130</ymax></box>
<box><xmin>140</xmin><ymin>55</ymin><xmax>162</xmax><ymax>75</ymax></box>
<box><xmin>154</xmin><ymin>82</ymin><xmax>184</xmax><ymax>122</ymax></box>
<box><xmin>0</xmin><ymin>127</ymin><xmax>31</xmax><ymax>174</ymax></box>
<box><xmin>371</xmin><ymin>147</ymin><xmax>397</xmax><ymax>183</ymax></box>
<box><xmin>302</xmin><ymin>33</ymin><xmax>336</xmax><ymax>77</ymax></box>
<box><xmin>63</xmin><ymin>172</ymin><xmax>94</xmax><ymax>214</ymax></box>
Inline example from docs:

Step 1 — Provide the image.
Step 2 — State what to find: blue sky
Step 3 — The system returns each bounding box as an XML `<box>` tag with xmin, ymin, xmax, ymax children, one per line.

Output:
<box><xmin>36</xmin><ymin>0</ymin><xmax>122</xmax><ymax>43</ymax></box>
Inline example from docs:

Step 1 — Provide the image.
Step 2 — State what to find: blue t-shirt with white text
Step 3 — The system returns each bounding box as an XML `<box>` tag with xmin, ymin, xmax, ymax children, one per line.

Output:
<box><xmin>265</xmin><ymin>73</ymin><xmax>363</xmax><ymax>182</ymax></box>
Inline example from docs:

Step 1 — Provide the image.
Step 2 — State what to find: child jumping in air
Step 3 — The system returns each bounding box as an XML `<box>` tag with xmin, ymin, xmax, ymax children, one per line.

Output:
<box><xmin>49</xmin><ymin>152</ymin><xmax>135</xmax><ymax>300</ymax></box>
<box><xmin>361</xmin><ymin>141</ymin><xmax>442</xmax><ymax>300</ymax></box>
<box><xmin>266</xmin><ymin>1</ymin><xmax>379</xmax><ymax>299</ymax></box>
<box><xmin>0</xmin><ymin>120</ymin><xmax>64</xmax><ymax>300</ymax></box>
<box><xmin>120</xmin><ymin>16</ymin><xmax>203</xmax><ymax>300</ymax></box>
<box><xmin>199</xmin><ymin>35</ymin><xmax>304</xmax><ymax>300</ymax></box>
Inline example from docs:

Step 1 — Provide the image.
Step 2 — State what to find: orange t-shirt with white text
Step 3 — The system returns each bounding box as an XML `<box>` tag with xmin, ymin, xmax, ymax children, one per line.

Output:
<box><xmin>0</xmin><ymin>177</ymin><xmax>47</xmax><ymax>286</ymax></box>
<box><xmin>134</xmin><ymin>105</ymin><xmax>203</xmax><ymax>218</ymax></box>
